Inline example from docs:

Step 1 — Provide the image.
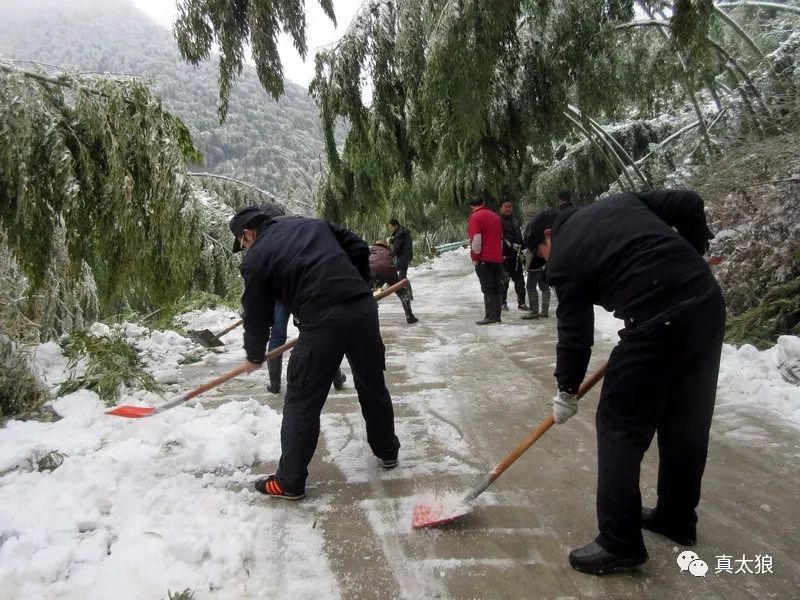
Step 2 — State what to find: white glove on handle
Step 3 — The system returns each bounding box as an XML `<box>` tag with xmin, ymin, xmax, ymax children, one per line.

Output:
<box><xmin>553</xmin><ymin>391</ymin><xmax>578</xmax><ymax>424</ymax></box>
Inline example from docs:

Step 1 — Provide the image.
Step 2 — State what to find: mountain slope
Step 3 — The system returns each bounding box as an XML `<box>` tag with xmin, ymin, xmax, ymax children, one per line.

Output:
<box><xmin>0</xmin><ymin>0</ymin><xmax>325</xmax><ymax>199</ymax></box>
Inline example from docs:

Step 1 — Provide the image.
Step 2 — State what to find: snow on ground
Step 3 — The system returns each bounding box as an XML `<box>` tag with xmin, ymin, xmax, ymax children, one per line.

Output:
<box><xmin>2</xmin><ymin>246</ymin><xmax>799</xmax><ymax>598</ymax></box>
<box><xmin>0</xmin><ymin>390</ymin><xmax>339</xmax><ymax>599</ymax></box>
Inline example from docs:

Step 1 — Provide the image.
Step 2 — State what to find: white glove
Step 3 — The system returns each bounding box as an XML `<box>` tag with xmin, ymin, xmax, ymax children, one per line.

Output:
<box><xmin>553</xmin><ymin>391</ymin><xmax>578</xmax><ymax>424</ymax></box>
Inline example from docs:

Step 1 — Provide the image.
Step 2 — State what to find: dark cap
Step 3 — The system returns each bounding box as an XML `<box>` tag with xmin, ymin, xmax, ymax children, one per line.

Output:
<box><xmin>229</xmin><ymin>205</ymin><xmax>267</xmax><ymax>253</ymax></box>
<box><xmin>468</xmin><ymin>196</ymin><xmax>484</xmax><ymax>207</ymax></box>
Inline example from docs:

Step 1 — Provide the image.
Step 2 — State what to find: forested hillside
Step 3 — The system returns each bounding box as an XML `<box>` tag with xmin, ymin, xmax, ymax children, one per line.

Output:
<box><xmin>0</xmin><ymin>0</ymin><xmax>327</xmax><ymax>204</ymax></box>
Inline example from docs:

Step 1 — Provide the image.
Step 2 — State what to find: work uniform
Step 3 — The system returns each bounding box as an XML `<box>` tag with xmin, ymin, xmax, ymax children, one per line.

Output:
<box><xmin>543</xmin><ymin>190</ymin><xmax>724</xmax><ymax>558</ymax></box>
<box><xmin>240</xmin><ymin>217</ymin><xmax>400</xmax><ymax>493</ymax></box>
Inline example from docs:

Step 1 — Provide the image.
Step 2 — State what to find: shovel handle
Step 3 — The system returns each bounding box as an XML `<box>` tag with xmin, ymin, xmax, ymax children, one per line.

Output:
<box><xmin>215</xmin><ymin>318</ymin><xmax>244</xmax><ymax>338</ymax></box>
<box><xmin>147</xmin><ymin>281</ymin><xmax>412</xmax><ymax>415</ymax></box>
<box><xmin>463</xmin><ymin>360</ymin><xmax>608</xmax><ymax>502</ymax></box>
<box><xmin>375</xmin><ymin>279</ymin><xmax>409</xmax><ymax>301</ymax></box>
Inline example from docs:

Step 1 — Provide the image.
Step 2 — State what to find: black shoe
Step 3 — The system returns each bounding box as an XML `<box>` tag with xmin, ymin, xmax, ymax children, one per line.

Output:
<box><xmin>642</xmin><ymin>507</ymin><xmax>697</xmax><ymax>545</ymax></box>
<box><xmin>521</xmin><ymin>311</ymin><xmax>540</xmax><ymax>320</ymax></box>
<box><xmin>568</xmin><ymin>541</ymin><xmax>648</xmax><ymax>575</ymax></box>
<box><xmin>518</xmin><ymin>304</ymin><xmax>530</xmax><ymax>311</ymax></box>
<box><xmin>381</xmin><ymin>457</ymin><xmax>398</xmax><ymax>469</ymax></box>
<box><xmin>406</xmin><ymin>313</ymin><xmax>418</xmax><ymax>324</ymax></box>
<box><xmin>501</xmin><ymin>302</ymin><xmax>510</xmax><ymax>311</ymax></box>
<box><xmin>333</xmin><ymin>370</ymin><xmax>347</xmax><ymax>390</ymax></box>
<box><xmin>475</xmin><ymin>317</ymin><xmax>499</xmax><ymax>325</ymax></box>
<box><xmin>254</xmin><ymin>475</ymin><xmax>306</xmax><ymax>500</ymax></box>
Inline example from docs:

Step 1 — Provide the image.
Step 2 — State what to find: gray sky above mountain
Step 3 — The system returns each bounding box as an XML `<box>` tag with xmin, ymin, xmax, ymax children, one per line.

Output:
<box><xmin>129</xmin><ymin>0</ymin><xmax>363</xmax><ymax>88</ymax></box>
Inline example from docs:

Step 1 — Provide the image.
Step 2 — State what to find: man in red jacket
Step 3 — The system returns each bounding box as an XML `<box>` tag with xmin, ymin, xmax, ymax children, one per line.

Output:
<box><xmin>467</xmin><ymin>196</ymin><xmax>505</xmax><ymax>325</ymax></box>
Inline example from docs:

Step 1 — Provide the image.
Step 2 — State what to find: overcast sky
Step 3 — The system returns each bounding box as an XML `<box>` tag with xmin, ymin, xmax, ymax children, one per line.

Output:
<box><xmin>129</xmin><ymin>0</ymin><xmax>363</xmax><ymax>88</ymax></box>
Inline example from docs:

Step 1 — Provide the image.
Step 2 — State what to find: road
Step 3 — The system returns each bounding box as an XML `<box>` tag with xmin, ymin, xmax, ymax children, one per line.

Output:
<box><xmin>189</xmin><ymin>254</ymin><xmax>800</xmax><ymax>599</ymax></box>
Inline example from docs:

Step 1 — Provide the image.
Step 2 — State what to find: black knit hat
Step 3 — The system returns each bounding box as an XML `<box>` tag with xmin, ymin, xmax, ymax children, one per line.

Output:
<box><xmin>229</xmin><ymin>205</ymin><xmax>267</xmax><ymax>253</ymax></box>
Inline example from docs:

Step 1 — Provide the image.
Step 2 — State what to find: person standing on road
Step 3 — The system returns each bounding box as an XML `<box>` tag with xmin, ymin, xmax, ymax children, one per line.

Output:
<box><xmin>521</xmin><ymin>209</ymin><xmax>551</xmax><ymax>320</ymax></box>
<box><xmin>370</xmin><ymin>240</ymin><xmax>418</xmax><ymax>324</ymax></box>
<box><xmin>387</xmin><ymin>218</ymin><xmax>414</xmax><ymax>293</ymax></box>
<box><xmin>525</xmin><ymin>190</ymin><xmax>724</xmax><ymax>574</ymax></box>
<box><xmin>499</xmin><ymin>200</ymin><xmax>529</xmax><ymax>312</ymax></box>
<box><xmin>231</xmin><ymin>206</ymin><xmax>400</xmax><ymax>500</ymax></box>
<box><xmin>467</xmin><ymin>196</ymin><xmax>504</xmax><ymax>325</ymax></box>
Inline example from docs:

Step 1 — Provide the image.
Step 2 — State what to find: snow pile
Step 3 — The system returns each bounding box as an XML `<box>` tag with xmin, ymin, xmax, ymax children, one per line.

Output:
<box><xmin>0</xmin><ymin>391</ymin><xmax>339</xmax><ymax>599</ymax></box>
<box><xmin>716</xmin><ymin>336</ymin><xmax>800</xmax><ymax>429</ymax></box>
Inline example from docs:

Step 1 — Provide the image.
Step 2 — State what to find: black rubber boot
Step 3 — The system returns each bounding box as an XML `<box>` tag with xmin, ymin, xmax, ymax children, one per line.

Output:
<box><xmin>476</xmin><ymin>294</ymin><xmax>496</xmax><ymax>325</ymax></box>
<box><xmin>401</xmin><ymin>297</ymin><xmax>418</xmax><ymax>324</ymax></box>
<box><xmin>492</xmin><ymin>294</ymin><xmax>503</xmax><ymax>322</ymax></box>
<box><xmin>267</xmin><ymin>358</ymin><xmax>282</xmax><ymax>393</ymax></box>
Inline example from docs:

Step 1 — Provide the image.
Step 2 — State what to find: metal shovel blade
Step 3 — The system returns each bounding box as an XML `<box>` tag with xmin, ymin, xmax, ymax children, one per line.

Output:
<box><xmin>186</xmin><ymin>329</ymin><xmax>225</xmax><ymax>348</ymax></box>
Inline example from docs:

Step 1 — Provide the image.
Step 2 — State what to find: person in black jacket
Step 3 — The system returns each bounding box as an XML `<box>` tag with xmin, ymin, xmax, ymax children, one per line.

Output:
<box><xmin>499</xmin><ymin>200</ymin><xmax>529</xmax><ymax>311</ymax></box>
<box><xmin>525</xmin><ymin>190</ymin><xmax>725</xmax><ymax>574</ymax></box>
<box><xmin>370</xmin><ymin>240</ymin><xmax>418</xmax><ymax>324</ymax></box>
<box><xmin>256</xmin><ymin>202</ymin><xmax>346</xmax><ymax>393</ymax></box>
<box><xmin>230</xmin><ymin>206</ymin><xmax>400</xmax><ymax>500</ymax></box>
<box><xmin>387</xmin><ymin>219</ymin><xmax>413</xmax><ymax>279</ymax></box>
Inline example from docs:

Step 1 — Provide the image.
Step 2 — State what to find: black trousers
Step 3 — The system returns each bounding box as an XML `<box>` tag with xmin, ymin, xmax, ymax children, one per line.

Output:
<box><xmin>276</xmin><ymin>295</ymin><xmax>400</xmax><ymax>493</ymax></box>
<box><xmin>502</xmin><ymin>256</ymin><xmax>526</xmax><ymax>305</ymax></box>
<box><xmin>595</xmin><ymin>289</ymin><xmax>725</xmax><ymax>557</ymax></box>
<box><xmin>474</xmin><ymin>261</ymin><xmax>504</xmax><ymax>295</ymax></box>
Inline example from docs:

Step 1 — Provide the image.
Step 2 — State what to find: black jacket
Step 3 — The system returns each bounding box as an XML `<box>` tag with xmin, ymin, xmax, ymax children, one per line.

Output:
<box><xmin>546</xmin><ymin>190</ymin><xmax>717</xmax><ymax>393</ymax></box>
<box><xmin>239</xmin><ymin>218</ymin><xmax>372</xmax><ymax>363</ymax></box>
<box><xmin>500</xmin><ymin>213</ymin><xmax>524</xmax><ymax>259</ymax></box>
<box><xmin>389</xmin><ymin>226</ymin><xmax>413</xmax><ymax>262</ymax></box>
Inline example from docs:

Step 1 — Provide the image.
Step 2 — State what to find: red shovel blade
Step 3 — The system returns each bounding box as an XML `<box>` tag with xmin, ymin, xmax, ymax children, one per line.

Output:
<box><xmin>411</xmin><ymin>499</ymin><xmax>472</xmax><ymax>529</ymax></box>
<box><xmin>105</xmin><ymin>405</ymin><xmax>157</xmax><ymax>418</ymax></box>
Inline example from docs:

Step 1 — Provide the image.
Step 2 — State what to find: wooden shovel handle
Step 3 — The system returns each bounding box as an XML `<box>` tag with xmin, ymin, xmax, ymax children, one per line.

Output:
<box><xmin>215</xmin><ymin>319</ymin><xmax>244</xmax><ymax>338</ymax></box>
<box><xmin>490</xmin><ymin>360</ymin><xmax>608</xmax><ymax>479</ymax></box>
<box><xmin>179</xmin><ymin>280</ymin><xmax>410</xmax><ymax>405</ymax></box>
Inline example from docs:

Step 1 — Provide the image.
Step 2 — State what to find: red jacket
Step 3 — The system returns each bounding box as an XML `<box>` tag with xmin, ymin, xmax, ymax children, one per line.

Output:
<box><xmin>467</xmin><ymin>206</ymin><xmax>503</xmax><ymax>263</ymax></box>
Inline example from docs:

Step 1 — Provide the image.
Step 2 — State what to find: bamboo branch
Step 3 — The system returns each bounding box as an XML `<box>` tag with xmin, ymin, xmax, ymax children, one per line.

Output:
<box><xmin>715</xmin><ymin>1</ymin><xmax>800</xmax><ymax>17</ymax></box>
<box><xmin>566</xmin><ymin>105</ymin><xmax>652</xmax><ymax>189</ymax></box>
<box><xmin>187</xmin><ymin>172</ymin><xmax>277</xmax><ymax>200</ymax></box>
<box><xmin>712</xmin><ymin>5</ymin><xmax>765</xmax><ymax>60</ymax></box>
<box><xmin>563</xmin><ymin>112</ymin><xmax>637</xmax><ymax>190</ymax></box>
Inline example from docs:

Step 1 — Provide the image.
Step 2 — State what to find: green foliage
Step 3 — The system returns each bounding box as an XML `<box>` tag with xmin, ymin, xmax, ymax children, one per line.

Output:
<box><xmin>0</xmin><ymin>338</ymin><xmax>48</xmax><ymax>419</ymax></box>
<box><xmin>726</xmin><ymin>278</ymin><xmax>800</xmax><ymax>349</ymax></box>
<box><xmin>58</xmin><ymin>330</ymin><xmax>160</xmax><ymax>405</ymax></box>
<box><xmin>0</xmin><ymin>65</ymin><xmax>203</xmax><ymax>333</ymax></box>
<box><xmin>0</xmin><ymin>0</ymin><xmax>333</xmax><ymax>206</ymax></box>
<box><xmin>307</xmin><ymin>0</ymin><xmax>799</xmax><ymax>249</ymax></box>
<box><xmin>166</xmin><ymin>589</ymin><xmax>195</xmax><ymax>600</ymax></box>
<box><xmin>174</xmin><ymin>0</ymin><xmax>335</xmax><ymax>122</ymax></box>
